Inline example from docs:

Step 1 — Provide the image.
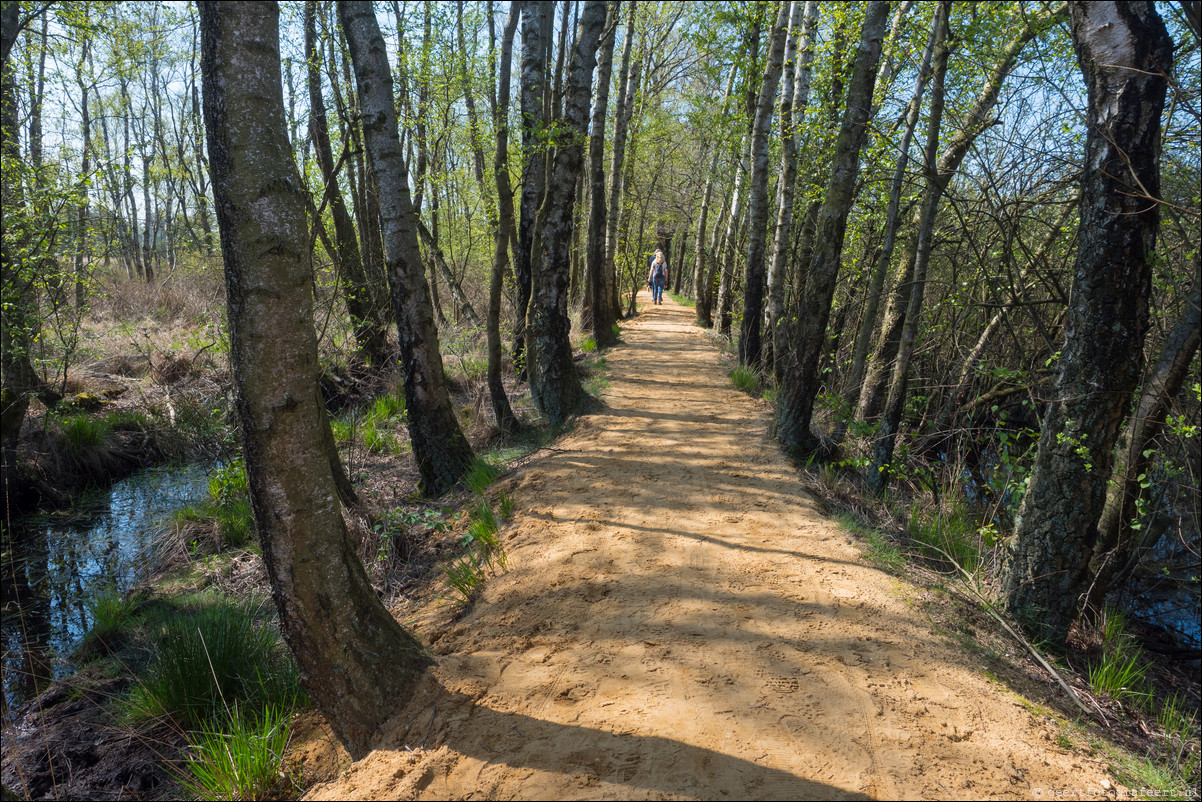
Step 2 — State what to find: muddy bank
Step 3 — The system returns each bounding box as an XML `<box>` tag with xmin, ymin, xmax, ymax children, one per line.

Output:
<box><xmin>2</xmin><ymin>667</ymin><xmax>181</xmax><ymax>801</ymax></box>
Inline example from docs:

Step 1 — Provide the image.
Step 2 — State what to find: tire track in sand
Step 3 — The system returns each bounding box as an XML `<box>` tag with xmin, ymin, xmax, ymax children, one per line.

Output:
<box><xmin>307</xmin><ymin>291</ymin><xmax>1116</xmax><ymax>801</ymax></box>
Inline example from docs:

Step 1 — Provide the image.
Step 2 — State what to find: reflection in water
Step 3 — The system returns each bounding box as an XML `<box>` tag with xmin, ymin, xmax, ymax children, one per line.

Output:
<box><xmin>1</xmin><ymin>463</ymin><xmax>212</xmax><ymax>716</ymax></box>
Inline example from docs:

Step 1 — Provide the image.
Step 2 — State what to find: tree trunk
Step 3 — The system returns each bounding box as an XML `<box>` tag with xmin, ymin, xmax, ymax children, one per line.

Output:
<box><xmin>339</xmin><ymin>0</ymin><xmax>476</xmax><ymax>495</ymax></box>
<box><xmin>415</xmin><ymin>217</ymin><xmax>483</xmax><ymax>327</ymax></box>
<box><xmin>487</xmin><ymin>2</ymin><xmax>522</xmax><ymax>435</ymax></box>
<box><xmin>526</xmin><ymin>0</ymin><xmax>606</xmax><ymax>425</ymax></box>
<box><xmin>868</xmin><ymin>1</ymin><xmax>950</xmax><ymax>494</ymax></box>
<box><xmin>767</xmin><ymin>1</ymin><xmax>817</xmax><ymax>379</ymax></box>
<box><xmin>855</xmin><ymin>3</ymin><xmax>1066</xmax><ymax>424</ymax></box>
<box><xmin>714</xmin><ymin>131</ymin><xmax>750</xmax><ymax>337</ymax></box>
<box><xmin>198</xmin><ymin>1</ymin><xmax>431</xmax><ymax>761</ymax></box>
<box><xmin>587</xmin><ymin>1</ymin><xmax>619</xmax><ymax>347</ymax></box>
<box><xmin>1084</xmin><ymin>272</ymin><xmax>1200</xmax><ymax>618</ymax></box>
<box><xmin>833</xmin><ymin>2</ymin><xmax>938</xmax><ymax>441</ymax></box>
<box><xmin>305</xmin><ymin>0</ymin><xmax>389</xmax><ymax>367</ymax></box>
<box><xmin>1000</xmin><ymin>0</ymin><xmax>1172</xmax><ymax>644</ymax></box>
<box><xmin>739</xmin><ymin>1</ymin><xmax>791</xmax><ymax>368</ymax></box>
<box><xmin>774</xmin><ymin>0</ymin><xmax>889</xmax><ymax>457</ymax></box>
<box><xmin>74</xmin><ymin>19</ymin><xmax>92</xmax><ymax>308</ymax></box>
<box><xmin>599</xmin><ymin>2</ymin><xmax>636</xmax><ymax>328</ymax></box>
<box><xmin>514</xmin><ymin>1</ymin><xmax>553</xmax><ymax>379</ymax></box>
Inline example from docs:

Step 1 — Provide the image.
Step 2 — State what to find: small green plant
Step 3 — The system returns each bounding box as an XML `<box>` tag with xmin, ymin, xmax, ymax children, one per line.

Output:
<box><xmin>611</xmin><ymin>322</ymin><xmax>621</xmax><ymax>339</ymax></box>
<box><xmin>361</xmin><ymin>417</ymin><xmax>401</xmax><ymax>454</ymax></box>
<box><xmin>1156</xmin><ymin>693</ymin><xmax>1201</xmax><ymax>787</ymax></box>
<box><xmin>465</xmin><ymin>459</ymin><xmax>500</xmax><ymax>495</ymax></box>
<box><xmin>1088</xmin><ymin>608</ymin><xmax>1151</xmax><ymax>709</ymax></box>
<box><xmin>444</xmin><ymin>550</ymin><xmax>490</xmax><ymax>603</ymax></box>
<box><xmin>443</xmin><ymin>495</ymin><xmax>509</xmax><ymax>604</ymax></box>
<box><xmin>207</xmin><ymin>460</ymin><xmax>255</xmax><ymax>548</ymax></box>
<box><xmin>581</xmin><ymin>335</ymin><xmax>597</xmax><ymax>353</ymax></box>
<box><xmin>178</xmin><ymin>702</ymin><xmax>297</xmax><ymax>801</ymax></box>
<box><xmin>582</xmin><ymin>355</ymin><xmax>611</xmax><ymax>397</ymax></box>
<box><xmin>76</xmin><ymin>585</ymin><xmax>141</xmax><ymax>659</ymax></box>
<box><xmin>729</xmin><ymin>365</ymin><xmax>759</xmax><ymax>393</ymax></box>
<box><xmin>466</xmin><ymin>498</ymin><xmax>505</xmax><ymax>569</ymax></box>
<box><xmin>839</xmin><ymin>513</ymin><xmax>906</xmax><ymax>574</ymax></box>
<box><xmin>369</xmin><ymin>389</ymin><xmax>406</xmax><ymax>422</ymax></box>
<box><xmin>498</xmin><ymin>490</ymin><xmax>515</xmax><ymax>520</ymax></box>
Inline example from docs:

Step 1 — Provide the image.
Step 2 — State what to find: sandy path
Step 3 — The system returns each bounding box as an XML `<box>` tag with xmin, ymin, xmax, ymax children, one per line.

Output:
<box><xmin>307</xmin><ymin>294</ymin><xmax>1113</xmax><ymax>801</ymax></box>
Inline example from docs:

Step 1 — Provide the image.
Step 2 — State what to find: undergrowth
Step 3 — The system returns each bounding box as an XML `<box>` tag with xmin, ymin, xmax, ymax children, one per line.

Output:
<box><xmin>829</xmin><ymin>486</ymin><xmax>1200</xmax><ymax>797</ymax></box>
<box><xmin>729</xmin><ymin>365</ymin><xmax>759</xmax><ymax>394</ymax></box>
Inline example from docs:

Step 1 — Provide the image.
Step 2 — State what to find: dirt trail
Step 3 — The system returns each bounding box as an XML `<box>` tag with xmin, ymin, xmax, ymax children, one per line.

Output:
<box><xmin>307</xmin><ymin>294</ymin><xmax>1114</xmax><ymax>801</ymax></box>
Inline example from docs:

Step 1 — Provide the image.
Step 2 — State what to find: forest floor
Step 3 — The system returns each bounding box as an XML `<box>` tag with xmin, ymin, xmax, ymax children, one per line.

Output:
<box><xmin>302</xmin><ymin>293</ymin><xmax>1119</xmax><ymax>801</ymax></box>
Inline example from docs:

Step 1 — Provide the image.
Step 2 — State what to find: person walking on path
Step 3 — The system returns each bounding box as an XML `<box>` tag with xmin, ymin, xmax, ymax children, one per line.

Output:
<box><xmin>646</xmin><ymin>249</ymin><xmax>669</xmax><ymax>305</ymax></box>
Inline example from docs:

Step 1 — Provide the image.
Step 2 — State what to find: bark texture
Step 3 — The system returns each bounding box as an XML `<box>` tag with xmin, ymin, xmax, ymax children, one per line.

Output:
<box><xmin>766</xmin><ymin>1</ymin><xmax>817</xmax><ymax>378</ymax></box>
<box><xmin>526</xmin><ymin>0</ymin><xmax>607</xmax><ymax>424</ymax></box>
<box><xmin>1000</xmin><ymin>0</ymin><xmax>1172</xmax><ymax>643</ymax></box>
<box><xmin>198</xmin><ymin>0</ymin><xmax>431</xmax><ymax>760</ymax></box>
<box><xmin>587</xmin><ymin>1</ymin><xmax>619</xmax><ymax>347</ymax></box>
<box><xmin>339</xmin><ymin>0</ymin><xmax>475</xmax><ymax>495</ymax></box>
<box><xmin>514</xmin><ymin>1</ymin><xmax>553</xmax><ymax>378</ymax></box>
<box><xmin>738</xmin><ymin>0</ymin><xmax>791</xmax><ymax>369</ymax></box>
<box><xmin>774</xmin><ymin>0</ymin><xmax>890</xmax><ymax>456</ymax></box>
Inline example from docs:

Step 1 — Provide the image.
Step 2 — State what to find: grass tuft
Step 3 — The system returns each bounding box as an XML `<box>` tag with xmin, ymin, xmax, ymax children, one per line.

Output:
<box><xmin>122</xmin><ymin>594</ymin><xmax>303</xmax><ymax>730</ymax></box>
<box><xmin>729</xmin><ymin>365</ymin><xmax>759</xmax><ymax>393</ymax></box>
<box><xmin>177</xmin><ymin>702</ymin><xmax>298</xmax><ymax>801</ymax></box>
<box><xmin>58</xmin><ymin>413</ymin><xmax>114</xmax><ymax>451</ymax></box>
<box><xmin>465</xmin><ymin>459</ymin><xmax>500</xmax><ymax>495</ymax></box>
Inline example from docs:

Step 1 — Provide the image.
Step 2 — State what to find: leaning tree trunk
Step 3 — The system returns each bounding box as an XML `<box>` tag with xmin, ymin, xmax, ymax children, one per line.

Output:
<box><xmin>868</xmin><ymin>1</ymin><xmax>950</xmax><ymax>495</ymax></box>
<box><xmin>526</xmin><ymin>0</ymin><xmax>606</xmax><ymax>425</ymax></box>
<box><xmin>514</xmin><ymin>1</ymin><xmax>553</xmax><ymax>379</ymax></box>
<box><xmin>855</xmin><ymin>2</ymin><xmax>1065</xmax><ymax>424</ymax></box>
<box><xmin>1082</xmin><ymin>270</ymin><xmax>1199</xmax><ymax>620</ymax></box>
<box><xmin>587</xmin><ymin>1</ymin><xmax>619</xmax><ymax>348</ymax></box>
<box><xmin>774</xmin><ymin>0</ymin><xmax>890</xmax><ymax>457</ymax></box>
<box><xmin>304</xmin><ymin>0</ymin><xmax>389</xmax><ymax>366</ymax></box>
<box><xmin>339</xmin><ymin>0</ymin><xmax>476</xmax><ymax>495</ymax></box>
<box><xmin>738</xmin><ymin>0</ymin><xmax>791</xmax><ymax>369</ymax></box>
<box><xmin>1000</xmin><ymin>1</ymin><xmax>1172</xmax><ymax>645</ymax></box>
<box><xmin>486</xmin><ymin>3</ymin><xmax>522</xmax><ymax>435</ymax></box>
<box><xmin>833</xmin><ymin>0</ymin><xmax>938</xmax><ymax>441</ymax></box>
<box><xmin>198</xmin><ymin>1</ymin><xmax>431</xmax><ymax>761</ymax></box>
